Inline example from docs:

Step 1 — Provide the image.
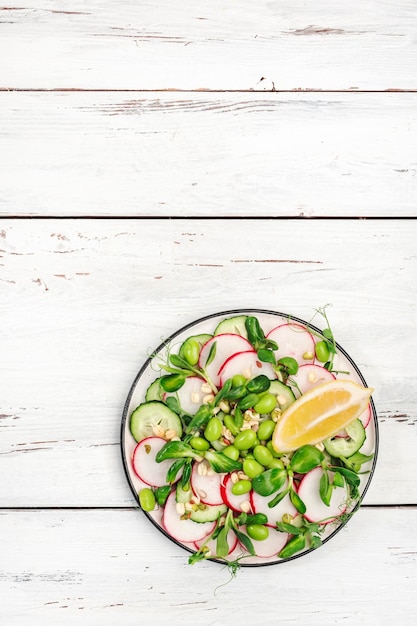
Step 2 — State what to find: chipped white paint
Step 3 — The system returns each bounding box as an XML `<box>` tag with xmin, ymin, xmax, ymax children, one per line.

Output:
<box><xmin>1</xmin><ymin>1</ymin><xmax>417</xmax><ymax>623</ymax></box>
<box><xmin>0</xmin><ymin>218</ymin><xmax>416</xmax><ymax>509</ymax></box>
<box><xmin>1</xmin><ymin>0</ymin><xmax>417</xmax><ymax>90</ymax></box>
<box><xmin>1</xmin><ymin>508</ymin><xmax>417</xmax><ymax>622</ymax></box>
<box><xmin>1</xmin><ymin>91</ymin><xmax>417</xmax><ymax>217</ymax></box>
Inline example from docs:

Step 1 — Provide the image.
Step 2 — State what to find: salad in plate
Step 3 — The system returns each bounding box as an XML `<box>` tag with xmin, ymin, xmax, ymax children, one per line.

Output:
<box><xmin>121</xmin><ymin>307</ymin><xmax>378</xmax><ymax>569</ymax></box>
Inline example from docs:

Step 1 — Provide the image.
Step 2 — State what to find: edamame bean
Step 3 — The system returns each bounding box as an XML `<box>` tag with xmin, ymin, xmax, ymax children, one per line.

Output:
<box><xmin>254</xmin><ymin>393</ymin><xmax>277</xmax><ymax>414</ymax></box>
<box><xmin>204</xmin><ymin>417</ymin><xmax>222</xmax><ymax>442</ymax></box>
<box><xmin>231</xmin><ymin>479</ymin><xmax>252</xmax><ymax>496</ymax></box>
<box><xmin>232</xmin><ymin>374</ymin><xmax>247</xmax><ymax>388</ymax></box>
<box><xmin>181</xmin><ymin>338</ymin><xmax>200</xmax><ymax>365</ymax></box>
<box><xmin>257</xmin><ymin>419</ymin><xmax>276</xmax><ymax>441</ymax></box>
<box><xmin>139</xmin><ymin>488</ymin><xmax>156</xmax><ymax>512</ymax></box>
<box><xmin>189</xmin><ymin>436</ymin><xmax>210</xmax><ymax>452</ymax></box>
<box><xmin>266</xmin><ymin>440</ymin><xmax>283</xmax><ymax>458</ymax></box>
<box><xmin>223</xmin><ymin>413</ymin><xmax>240</xmax><ymax>436</ymax></box>
<box><xmin>253</xmin><ymin>444</ymin><xmax>273</xmax><ymax>467</ymax></box>
<box><xmin>267</xmin><ymin>457</ymin><xmax>285</xmax><ymax>469</ymax></box>
<box><xmin>315</xmin><ymin>340</ymin><xmax>330</xmax><ymax>363</ymax></box>
<box><xmin>243</xmin><ymin>457</ymin><xmax>264</xmax><ymax>478</ymax></box>
<box><xmin>246</xmin><ymin>524</ymin><xmax>269</xmax><ymax>541</ymax></box>
<box><xmin>222</xmin><ymin>445</ymin><xmax>240</xmax><ymax>461</ymax></box>
<box><xmin>233</xmin><ymin>429</ymin><xmax>257</xmax><ymax>450</ymax></box>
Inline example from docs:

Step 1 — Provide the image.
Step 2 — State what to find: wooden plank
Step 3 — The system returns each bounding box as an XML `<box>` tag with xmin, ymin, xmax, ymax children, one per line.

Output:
<box><xmin>0</xmin><ymin>507</ymin><xmax>416</xmax><ymax>624</ymax></box>
<box><xmin>1</xmin><ymin>218</ymin><xmax>416</xmax><ymax>506</ymax></box>
<box><xmin>1</xmin><ymin>92</ymin><xmax>417</xmax><ymax>217</ymax></box>
<box><xmin>1</xmin><ymin>0</ymin><xmax>417</xmax><ymax>90</ymax></box>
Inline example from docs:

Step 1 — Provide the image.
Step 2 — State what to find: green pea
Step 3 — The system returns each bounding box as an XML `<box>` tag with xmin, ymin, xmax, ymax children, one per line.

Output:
<box><xmin>233</xmin><ymin>429</ymin><xmax>257</xmax><ymax>451</ymax></box>
<box><xmin>277</xmin><ymin>356</ymin><xmax>299</xmax><ymax>375</ymax></box>
<box><xmin>315</xmin><ymin>340</ymin><xmax>330</xmax><ymax>363</ymax></box>
<box><xmin>181</xmin><ymin>338</ymin><xmax>200</xmax><ymax>365</ymax></box>
<box><xmin>232</xmin><ymin>374</ymin><xmax>247</xmax><ymax>388</ymax></box>
<box><xmin>204</xmin><ymin>417</ymin><xmax>222</xmax><ymax>442</ymax></box>
<box><xmin>257</xmin><ymin>419</ymin><xmax>276</xmax><ymax>441</ymax></box>
<box><xmin>253</xmin><ymin>444</ymin><xmax>273</xmax><ymax>467</ymax></box>
<box><xmin>266</xmin><ymin>440</ymin><xmax>283</xmax><ymax>458</ymax></box>
<box><xmin>223</xmin><ymin>413</ymin><xmax>240</xmax><ymax>436</ymax></box>
<box><xmin>246</xmin><ymin>524</ymin><xmax>269</xmax><ymax>541</ymax></box>
<box><xmin>189</xmin><ymin>436</ymin><xmax>210</xmax><ymax>451</ymax></box>
<box><xmin>139</xmin><ymin>488</ymin><xmax>156</xmax><ymax>512</ymax></box>
<box><xmin>254</xmin><ymin>393</ymin><xmax>277</xmax><ymax>414</ymax></box>
<box><xmin>231</xmin><ymin>479</ymin><xmax>252</xmax><ymax>495</ymax></box>
<box><xmin>243</xmin><ymin>457</ymin><xmax>264</xmax><ymax>479</ymax></box>
<box><xmin>222</xmin><ymin>445</ymin><xmax>240</xmax><ymax>461</ymax></box>
<box><xmin>267</xmin><ymin>457</ymin><xmax>285</xmax><ymax>469</ymax></box>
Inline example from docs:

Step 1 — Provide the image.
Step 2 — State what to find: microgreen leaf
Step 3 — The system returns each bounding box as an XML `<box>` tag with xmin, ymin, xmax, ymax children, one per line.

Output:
<box><xmin>160</xmin><ymin>373</ymin><xmax>186</xmax><ymax>392</ymax></box>
<box><xmin>204</xmin><ymin>450</ymin><xmax>242</xmax><ymax>473</ymax></box>
<box><xmin>185</xmin><ymin>404</ymin><xmax>212</xmax><ymax>434</ymax></box>
<box><xmin>257</xmin><ymin>348</ymin><xmax>276</xmax><ymax>365</ymax></box>
<box><xmin>278</xmin><ymin>534</ymin><xmax>306</xmax><ymax>559</ymax></box>
<box><xmin>252</xmin><ymin>468</ymin><xmax>287</xmax><ymax>496</ymax></box>
<box><xmin>233</xmin><ymin>529</ymin><xmax>256</xmax><ymax>556</ymax></box>
<box><xmin>205</xmin><ymin>341</ymin><xmax>217</xmax><ymax>367</ymax></box>
<box><xmin>289</xmin><ymin>488</ymin><xmax>306</xmax><ymax>514</ymax></box>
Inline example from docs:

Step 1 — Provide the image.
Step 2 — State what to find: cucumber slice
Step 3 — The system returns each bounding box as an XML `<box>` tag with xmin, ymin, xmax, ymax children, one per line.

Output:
<box><xmin>189</xmin><ymin>502</ymin><xmax>227</xmax><ymax>523</ymax></box>
<box><xmin>176</xmin><ymin>482</ymin><xmax>193</xmax><ymax>504</ymax></box>
<box><xmin>269</xmin><ymin>380</ymin><xmax>296</xmax><ymax>411</ymax></box>
<box><xmin>145</xmin><ymin>379</ymin><xmax>164</xmax><ymax>402</ymax></box>
<box><xmin>214</xmin><ymin>315</ymin><xmax>248</xmax><ymax>338</ymax></box>
<box><xmin>130</xmin><ymin>401</ymin><xmax>182</xmax><ymax>443</ymax></box>
<box><xmin>323</xmin><ymin>419</ymin><xmax>366</xmax><ymax>459</ymax></box>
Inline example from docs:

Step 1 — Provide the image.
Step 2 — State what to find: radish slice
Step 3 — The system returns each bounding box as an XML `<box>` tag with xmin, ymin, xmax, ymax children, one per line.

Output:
<box><xmin>198</xmin><ymin>334</ymin><xmax>252</xmax><ymax>387</ymax></box>
<box><xmin>220</xmin><ymin>474</ymin><xmax>253</xmax><ymax>513</ymax></box>
<box><xmin>359</xmin><ymin>403</ymin><xmax>371</xmax><ymax>428</ymax></box>
<box><xmin>289</xmin><ymin>363</ymin><xmax>336</xmax><ymax>397</ymax></box>
<box><xmin>162</xmin><ymin>491</ymin><xmax>216</xmax><ymax>543</ymax></box>
<box><xmin>218</xmin><ymin>350</ymin><xmax>276</xmax><ymax>386</ymax></box>
<box><xmin>132</xmin><ymin>437</ymin><xmax>182</xmax><ymax>487</ymax></box>
<box><xmin>194</xmin><ymin>529</ymin><xmax>238</xmax><ymax>556</ymax></box>
<box><xmin>165</xmin><ymin>376</ymin><xmax>206</xmax><ymax>415</ymax></box>
<box><xmin>267</xmin><ymin>323</ymin><xmax>316</xmax><ymax>365</ymax></box>
<box><xmin>191</xmin><ymin>463</ymin><xmax>224</xmax><ymax>506</ymax></box>
<box><xmin>297</xmin><ymin>467</ymin><xmax>349</xmax><ymax>524</ymax></box>
<box><xmin>239</xmin><ymin>525</ymin><xmax>289</xmax><ymax>558</ymax></box>
<box><xmin>250</xmin><ymin>485</ymin><xmax>297</xmax><ymax>527</ymax></box>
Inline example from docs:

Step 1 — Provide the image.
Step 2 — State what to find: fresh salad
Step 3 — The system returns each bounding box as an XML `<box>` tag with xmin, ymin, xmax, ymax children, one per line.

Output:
<box><xmin>122</xmin><ymin>308</ymin><xmax>377</xmax><ymax>569</ymax></box>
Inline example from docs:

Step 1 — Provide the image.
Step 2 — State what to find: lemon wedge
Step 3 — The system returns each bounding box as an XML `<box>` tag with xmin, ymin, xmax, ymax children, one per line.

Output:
<box><xmin>272</xmin><ymin>379</ymin><xmax>373</xmax><ymax>453</ymax></box>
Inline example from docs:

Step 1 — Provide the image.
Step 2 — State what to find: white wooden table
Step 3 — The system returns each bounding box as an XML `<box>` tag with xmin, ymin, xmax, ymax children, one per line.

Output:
<box><xmin>1</xmin><ymin>2</ymin><xmax>416</xmax><ymax>624</ymax></box>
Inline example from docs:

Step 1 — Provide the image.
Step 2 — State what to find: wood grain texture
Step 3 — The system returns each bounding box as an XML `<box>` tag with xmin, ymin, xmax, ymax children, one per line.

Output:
<box><xmin>1</xmin><ymin>92</ymin><xmax>417</xmax><ymax>217</ymax></box>
<box><xmin>1</xmin><ymin>507</ymin><xmax>416</xmax><ymax>625</ymax></box>
<box><xmin>1</xmin><ymin>218</ymin><xmax>416</xmax><ymax>506</ymax></box>
<box><xmin>1</xmin><ymin>0</ymin><xmax>417</xmax><ymax>90</ymax></box>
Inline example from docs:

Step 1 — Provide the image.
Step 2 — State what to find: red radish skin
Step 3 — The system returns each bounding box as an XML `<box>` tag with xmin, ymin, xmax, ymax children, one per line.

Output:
<box><xmin>220</xmin><ymin>474</ymin><xmax>253</xmax><ymax>513</ymax></box>
<box><xmin>290</xmin><ymin>363</ymin><xmax>336</xmax><ymax>397</ymax></box>
<box><xmin>162</xmin><ymin>491</ymin><xmax>216</xmax><ymax>543</ymax></box>
<box><xmin>198</xmin><ymin>334</ymin><xmax>252</xmax><ymax>387</ymax></box>
<box><xmin>218</xmin><ymin>350</ymin><xmax>276</xmax><ymax>387</ymax></box>
<box><xmin>297</xmin><ymin>467</ymin><xmax>349</xmax><ymax>524</ymax></box>
<box><xmin>250</xmin><ymin>485</ymin><xmax>297</xmax><ymax>527</ymax></box>
<box><xmin>266</xmin><ymin>323</ymin><xmax>316</xmax><ymax>366</ymax></box>
<box><xmin>132</xmin><ymin>436</ymin><xmax>183</xmax><ymax>487</ymax></box>
<box><xmin>191</xmin><ymin>463</ymin><xmax>224</xmax><ymax>506</ymax></box>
